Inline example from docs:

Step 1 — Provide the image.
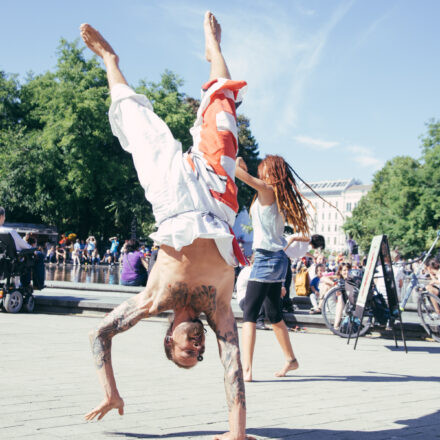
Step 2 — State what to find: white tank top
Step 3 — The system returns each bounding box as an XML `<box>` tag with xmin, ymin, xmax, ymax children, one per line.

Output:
<box><xmin>250</xmin><ymin>198</ymin><xmax>287</xmax><ymax>251</ymax></box>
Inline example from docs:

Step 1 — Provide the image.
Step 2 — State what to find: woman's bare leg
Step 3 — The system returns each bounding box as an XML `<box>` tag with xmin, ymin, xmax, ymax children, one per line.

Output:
<box><xmin>241</xmin><ymin>322</ymin><xmax>256</xmax><ymax>382</ymax></box>
<box><xmin>272</xmin><ymin>320</ymin><xmax>299</xmax><ymax>377</ymax></box>
<box><xmin>204</xmin><ymin>11</ymin><xmax>231</xmax><ymax>80</ymax></box>
<box><xmin>80</xmin><ymin>24</ymin><xmax>128</xmax><ymax>90</ymax></box>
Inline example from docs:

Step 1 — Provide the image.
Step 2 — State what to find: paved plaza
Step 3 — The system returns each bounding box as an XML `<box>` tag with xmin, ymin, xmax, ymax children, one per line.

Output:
<box><xmin>1</xmin><ymin>312</ymin><xmax>439</xmax><ymax>440</ymax></box>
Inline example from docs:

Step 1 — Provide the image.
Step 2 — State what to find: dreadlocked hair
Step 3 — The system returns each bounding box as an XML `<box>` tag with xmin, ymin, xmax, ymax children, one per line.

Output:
<box><xmin>256</xmin><ymin>155</ymin><xmax>310</xmax><ymax>235</ymax></box>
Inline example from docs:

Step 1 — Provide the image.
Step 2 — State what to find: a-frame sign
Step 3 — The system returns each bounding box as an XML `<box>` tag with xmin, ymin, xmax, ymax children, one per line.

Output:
<box><xmin>350</xmin><ymin>235</ymin><xmax>407</xmax><ymax>352</ymax></box>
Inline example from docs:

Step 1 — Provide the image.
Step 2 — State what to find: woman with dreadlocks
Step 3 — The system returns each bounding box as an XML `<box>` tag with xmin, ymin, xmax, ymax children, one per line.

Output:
<box><xmin>235</xmin><ymin>154</ymin><xmax>313</xmax><ymax>381</ymax></box>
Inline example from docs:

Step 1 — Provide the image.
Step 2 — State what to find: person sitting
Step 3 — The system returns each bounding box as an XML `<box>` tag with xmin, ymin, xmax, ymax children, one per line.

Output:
<box><xmin>120</xmin><ymin>239</ymin><xmax>149</xmax><ymax>286</ymax></box>
<box><xmin>425</xmin><ymin>258</ymin><xmax>440</xmax><ymax>314</ymax></box>
<box><xmin>82</xmin><ymin>248</ymin><xmax>91</xmax><ymax>265</ymax></box>
<box><xmin>91</xmin><ymin>248</ymin><xmax>101</xmax><ymax>265</ymax></box>
<box><xmin>46</xmin><ymin>245</ymin><xmax>56</xmax><ymax>264</ymax></box>
<box><xmin>101</xmin><ymin>249</ymin><xmax>112</xmax><ymax>265</ymax></box>
<box><xmin>0</xmin><ymin>207</ymin><xmax>32</xmax><ymax>251</ymax></box>
<box><xmin>332</xmin><ymin>262</ymin><xmax>352</xmax><ymax>330</ymax></box>
<box><xmin>55</xmin><ymin>245</ymin><xmax>66</xmax><ymax>265</ymax></box>
<box><xmin>309</xmin><ymin>263</ymin><xmax>325</xmax><ymax>314</ymax></box>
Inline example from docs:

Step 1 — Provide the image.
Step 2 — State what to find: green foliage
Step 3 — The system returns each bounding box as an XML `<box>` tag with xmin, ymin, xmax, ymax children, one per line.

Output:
<box><xmin>0</xmin><ymin>71</ymin><xmax>21</xmax><ymax>130</ymax></box>
<box><xmin>344</xmin><ymin>120</ymin><xmax>440</xmax><ymax>257</ymax></box>
<box><xmin>0</xmin><ymin>39</ymin><xmax>261</xmax><ymax>241</ymax></box>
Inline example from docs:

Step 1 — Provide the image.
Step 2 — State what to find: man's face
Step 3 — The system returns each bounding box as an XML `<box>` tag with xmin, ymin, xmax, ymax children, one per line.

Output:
<box><xmin>0</xmin><ymin>214</ymin><xmax>4</xmax><ymax>225</ymax></box>
<box><xmin>171</xmin><ymin>319</ymin><xmax>206</xmax><ymax>368</ymax></box>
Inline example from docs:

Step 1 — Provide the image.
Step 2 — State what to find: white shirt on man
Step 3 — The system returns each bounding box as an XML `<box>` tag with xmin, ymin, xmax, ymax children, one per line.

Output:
<box><xmin>0</xmin><ymin>226</ymin><xmax>31</xmax><ymax>251</ymax></box>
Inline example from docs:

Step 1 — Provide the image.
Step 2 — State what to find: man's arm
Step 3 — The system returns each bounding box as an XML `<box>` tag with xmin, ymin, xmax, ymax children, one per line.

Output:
<box><xmin>208</xmin><ymin>305</ymin><xmax>253</xmax><ymax>440</ymax></box>
<box><xmin>283</xmin><ymin>235</ymin><xmax>310</xmax><ymax>251</ymax></box>
<box><xmin>10</xmin><ymin>230</ymin><xmax>31</xmax><ymax>251</ymax></box>
<box><xmin>85</xmin><ymin>296</ymin><xmax>151</xmax><ymax>421</ymax></box>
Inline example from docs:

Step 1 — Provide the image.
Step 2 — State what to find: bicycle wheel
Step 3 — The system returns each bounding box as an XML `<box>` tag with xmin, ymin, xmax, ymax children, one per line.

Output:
<box><xmin>417</xmin><ymin>291</ymin><xmax>440</xmax><ymax>342</ymax></box>
<box><xmin>322</xmin><ymin>286</ymin><xmax>371</xmax><ymax>338</ymax></box>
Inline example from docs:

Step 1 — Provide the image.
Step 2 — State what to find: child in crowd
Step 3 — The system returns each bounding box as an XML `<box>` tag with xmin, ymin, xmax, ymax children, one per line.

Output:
<box><xmin>333</xmin><ymin>262</ymin><xmax>352</xmax><ymax>330</ymax></box>
<box><xmin>309</xmin><ymin>263</ymin><xmax>325</xmax><ymax>314</ymax></box>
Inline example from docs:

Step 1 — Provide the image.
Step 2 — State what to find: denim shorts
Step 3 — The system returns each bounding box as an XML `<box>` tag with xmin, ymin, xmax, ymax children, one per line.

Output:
<box><xmin>249</xmin><ymin>249</ymin><xmax>288</xmax><ymax>283</ymax></box>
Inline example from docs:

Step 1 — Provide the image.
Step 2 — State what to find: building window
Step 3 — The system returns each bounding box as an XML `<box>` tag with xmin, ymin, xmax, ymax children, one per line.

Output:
<box><xmin>328</xmin><ymin>225</ymin><xmax>331</xmax><ymax>232</ymax></box>
<box><xmin>334</xmin><ymin>237</ymin><xmax>337</xmax><ymax>245</ymax></box>
<box><xmin>321</xmin><ymin>225</ymin><xmax>324</xmax><ymax>232</ymax></box>
<box><xmin>322</xmin><ymin>213</ymin><xmax>324</xmax><ymax>220</ymax></box>
<box><xmin>334</xmin><ymin>225</ymin><xmax>337</xmax><ymax>232</ymax></box>
<box><xmin>328</xmin><ymin>212</ymin><xmax>331</xmax><ymax>219</ymax></box>
<box><xmin>346</xmin><ymin>202</ymin><xmax>352</xmax><ymax>212</ymax></box>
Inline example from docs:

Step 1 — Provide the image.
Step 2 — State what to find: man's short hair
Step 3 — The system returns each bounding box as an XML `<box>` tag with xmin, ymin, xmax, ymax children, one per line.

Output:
<box><xmin>310</xmin><ymin>234</ymin><xmax>325</xmax><ymax>250</ymax></box>
<box><xmin>0</xmin><ymin>207</ymin><xmax>5</xmax><ymax>217</ymax></box>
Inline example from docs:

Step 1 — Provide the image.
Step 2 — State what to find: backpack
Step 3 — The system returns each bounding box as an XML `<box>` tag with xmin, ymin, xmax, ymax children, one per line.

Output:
<box><xmin>295</xmin><ymin>268</ymin><xmax>310</xmax><ymax>296</ymax></box>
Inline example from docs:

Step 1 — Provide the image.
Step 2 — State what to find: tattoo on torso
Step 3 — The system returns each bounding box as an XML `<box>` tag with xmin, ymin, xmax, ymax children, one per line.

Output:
<box><xmin>156</xmin><ymin>282</ymin><xmax>217</xmax><ymax>319</ymax></box>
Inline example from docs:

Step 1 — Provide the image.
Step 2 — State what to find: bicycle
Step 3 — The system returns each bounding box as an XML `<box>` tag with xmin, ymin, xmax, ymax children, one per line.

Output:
<box><xmin>322</xmin><ymin>270</ymin><xmax>390</xmax><ymax>338</ymax></box>
<box><xmin>399</xmin><ymin>230</ymin><xmax>440</xmax><ymax>342</ymax></box>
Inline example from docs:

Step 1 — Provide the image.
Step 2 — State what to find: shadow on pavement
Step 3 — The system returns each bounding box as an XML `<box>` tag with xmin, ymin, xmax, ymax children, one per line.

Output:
<box><xmin>108</xmin><ymin>409</ymin><xmax>440</xmax><ymax>439</ymax></box>
<box><xmin>106</xmin><ymin>411</ymin><xmax>440</xmax><ymax>440</ymax></box>
<box><xmin>385</xmin><ymin>344</ymin><xmax>440</xmax><ymax>353</ymax></box>
<box><xmin>249</xmin><ymin>372</ymin><xmax>440</xmax><ymax>384</ymax></box>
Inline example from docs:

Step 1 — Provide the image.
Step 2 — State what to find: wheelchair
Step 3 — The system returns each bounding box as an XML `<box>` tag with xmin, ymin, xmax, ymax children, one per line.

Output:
<box><xmin>0</xmin><ymin>233</ymin><xmax>36</xmax><ymax>313</ymax></box>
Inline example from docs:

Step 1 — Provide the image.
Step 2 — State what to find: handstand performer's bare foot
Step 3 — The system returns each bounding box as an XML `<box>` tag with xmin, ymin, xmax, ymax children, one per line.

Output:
<box><xmin>275</xmin><ymin>358</ymin><xmax>299</xmax><ymax>377</ymax></box>
<box><xmin>80</xmin><ymin>23</ymin><xmax>118</xmax><ymax>63</ymax></box>
<box><xmin>204</xmin><ymin>11</ymin><xmax>222</xmax><ymax>62</ymax></box>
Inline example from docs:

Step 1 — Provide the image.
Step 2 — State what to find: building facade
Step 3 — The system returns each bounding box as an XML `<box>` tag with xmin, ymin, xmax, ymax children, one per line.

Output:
<box><xmin>300</xmin><ymin>178</ymin><xmax>372</xmax><ymax>253</ymax></box>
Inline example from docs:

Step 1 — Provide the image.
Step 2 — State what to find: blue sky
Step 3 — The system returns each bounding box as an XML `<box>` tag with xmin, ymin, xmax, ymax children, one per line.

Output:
<box><xmin>1</xmin><ymin>0</ymin><xmax>439</xmax><ymax>184</ymax></box>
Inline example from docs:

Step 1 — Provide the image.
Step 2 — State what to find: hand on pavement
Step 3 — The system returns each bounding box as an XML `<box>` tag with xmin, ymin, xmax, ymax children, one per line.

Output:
<box><xmin>84</xmin><ymin>396</ymin><xmax>124</xmax><ymax>421</ymax></box>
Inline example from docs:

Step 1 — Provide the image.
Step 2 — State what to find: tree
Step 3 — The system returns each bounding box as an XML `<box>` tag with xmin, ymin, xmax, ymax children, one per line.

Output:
<box><xmin>0</xmin><ymin>71</ymin><xmax>21</xmax><ymax>130</ymax></box>
<box><xmin>344</xmin><ymin>119</ymin><xmax>440</xmax><ymax>257</ymax></box>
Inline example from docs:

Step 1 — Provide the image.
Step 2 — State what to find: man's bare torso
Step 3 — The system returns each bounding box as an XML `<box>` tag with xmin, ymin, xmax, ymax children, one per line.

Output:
<box><xmin>145</xmin><ymin>238</ymin><xmax>235</xmax><ymax>319</ymax></box>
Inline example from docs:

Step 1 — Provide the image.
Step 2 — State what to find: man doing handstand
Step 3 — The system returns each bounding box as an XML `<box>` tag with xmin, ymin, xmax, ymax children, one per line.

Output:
<box><xmin>80</xmin><ymin>11</ymin><xmax>254</xmax><ymax>440</ymax></box>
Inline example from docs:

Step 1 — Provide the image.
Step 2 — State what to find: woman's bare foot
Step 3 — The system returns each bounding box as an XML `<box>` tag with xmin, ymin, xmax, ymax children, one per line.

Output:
<box><xmin>275</xmin><ymin>358</ymin><xmax>299</xmax><ymax>377</ymax></box>
<box><xmin>204</xmin><ymin>11</ymin><xmax>222</xmax><ymax>62</ymax></box>
<box><xmin>80</xmin><ymin>23</ymin><xmax>118</xmax><ymax>63</ymax></box>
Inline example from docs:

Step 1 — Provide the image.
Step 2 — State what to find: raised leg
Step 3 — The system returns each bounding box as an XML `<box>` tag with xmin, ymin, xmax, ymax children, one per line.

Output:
<box><xmin>80</xmin><ymin>24</ymin><xmax>128</xmax><ymax>90</ymax></box>
<box><xmin>204</xmin><ymin>11</ymin><xmax>231</xmax><ymax>80</ymax></box>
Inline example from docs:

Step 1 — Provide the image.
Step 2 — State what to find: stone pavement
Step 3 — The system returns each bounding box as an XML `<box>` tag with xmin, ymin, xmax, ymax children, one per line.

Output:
<box><xmin>1</xmin><ymin>313</ymin><xmax>439</xmax><ymax>440</ymax></box>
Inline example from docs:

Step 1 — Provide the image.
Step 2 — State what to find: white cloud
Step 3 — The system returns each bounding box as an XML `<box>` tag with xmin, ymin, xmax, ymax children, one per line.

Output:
<box><xmin>294</xmin><ymin>135</ymin><xmax>339</xmax><ymax>149</ymax></box>
<box><xmin>347</xmin><ymin>145</ymin><xmax>383</xmax><ymax>170</ymax></box>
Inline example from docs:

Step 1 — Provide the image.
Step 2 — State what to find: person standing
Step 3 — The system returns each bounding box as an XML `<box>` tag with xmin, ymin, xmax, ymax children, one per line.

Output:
<box><xmin>120</xmin><ymin>239</ymin><xmax>148</xmax><ymax>286</ymax></box>
<box><xmin>109</xmin><ymin>236</ymin><xmax>119</xmax><ymax>263</ymax></box>
<box><xmin>235</xmin><ymin>155</ymin><xmax>314</xmax><ymax>381</ymax></box>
